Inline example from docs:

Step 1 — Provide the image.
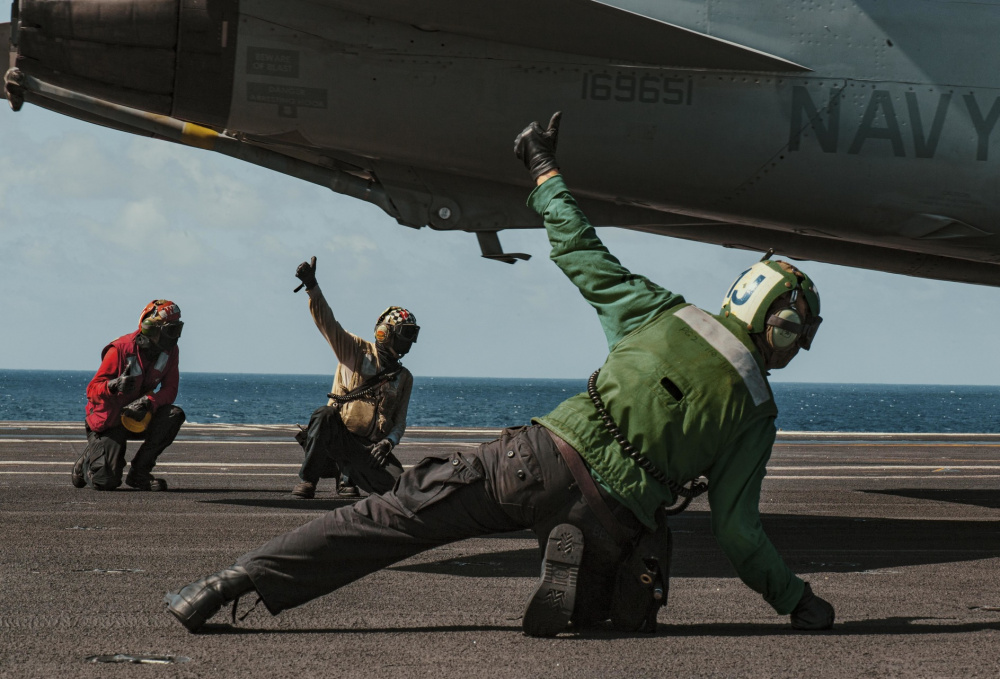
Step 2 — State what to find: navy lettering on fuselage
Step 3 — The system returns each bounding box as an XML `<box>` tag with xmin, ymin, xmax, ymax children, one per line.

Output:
<box><xmin>788</xmin><ymin>85</ymin><xmax>1000</xmax><ymax>161</ymax></box>
<box><xmin>847</xmin><ymin>90</ymin><xmax>904</xmax><ymax>157</ymax></box>
<box><xmin>788</xmin><ymin>88</ymin><xmax>840</xmax><ymax>153</ymax></box>
<box><xmin>963</xmin><ymin>94</ymin><xmax>1000</xmax><ymax>161</ymax></box>
<box><xmin>907</xmin><ymin>91</ymin><xmax>950</xmax><ymax>159</ymax></box>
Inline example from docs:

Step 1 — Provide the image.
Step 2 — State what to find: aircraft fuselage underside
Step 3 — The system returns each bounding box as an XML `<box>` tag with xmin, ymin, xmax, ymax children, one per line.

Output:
<box><xmin>7</xmin><ymin>0</ymin><xmax>1000</xmax><ymax>285</ymax></box>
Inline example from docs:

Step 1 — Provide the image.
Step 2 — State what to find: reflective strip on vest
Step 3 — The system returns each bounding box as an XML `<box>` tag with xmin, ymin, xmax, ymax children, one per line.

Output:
<box><xmin>675</xmin><ymin>306</ymin><xmax>771</xmax><ymax>407</ymax></box>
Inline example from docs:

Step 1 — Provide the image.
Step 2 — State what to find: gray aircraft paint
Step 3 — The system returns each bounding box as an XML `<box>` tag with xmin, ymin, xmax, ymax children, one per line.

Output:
<box><xmin>7</xmin><ymin>0</ymin><xmax>1000</xmax><ymax>283</ymax></box>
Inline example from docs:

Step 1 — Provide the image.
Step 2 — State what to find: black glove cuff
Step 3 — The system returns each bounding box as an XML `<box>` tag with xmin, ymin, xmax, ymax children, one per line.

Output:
<box><xmin>528</xmin><ymin>156</ymin><xmax>559</xmax><ymax>182</ymax></box>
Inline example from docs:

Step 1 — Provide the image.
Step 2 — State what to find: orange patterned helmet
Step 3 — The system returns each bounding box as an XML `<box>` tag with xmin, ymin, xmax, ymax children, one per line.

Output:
<box><xmin>139</xmin><ymin>300</ymin><xmax>183</xmax><ymax>343</ymax></box>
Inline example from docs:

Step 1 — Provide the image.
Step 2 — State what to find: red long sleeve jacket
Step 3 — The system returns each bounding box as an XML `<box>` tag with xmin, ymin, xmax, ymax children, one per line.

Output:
<box><xmin>85</xmin><ymin>330</ymin><xmax>180</xmax><ymax>432</ymax></box>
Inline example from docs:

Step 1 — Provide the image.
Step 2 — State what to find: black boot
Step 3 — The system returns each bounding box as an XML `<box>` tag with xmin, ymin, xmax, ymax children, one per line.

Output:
<box><xmin>292</xmin><ymin>481</ymin><xmax>316</xmax><ymax>499</ymax></box>
<box><xmin>337</xmin><ymin>474</ymin><xmax>359</xmax><ymax>498</ymax></box>
<box><xmin>125</xmin><ymin>471</ymin><xmax>169</xmax><ymax>491</ymax></box>
<box><xmin>164</xmin><ymin>565</ymin><xmax>255</xmax><ymax>633</ymax></box>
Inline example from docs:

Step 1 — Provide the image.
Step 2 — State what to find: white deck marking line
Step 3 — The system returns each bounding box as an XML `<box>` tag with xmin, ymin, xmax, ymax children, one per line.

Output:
<box><xmin>0</xmin><ymin>461</ymin><xmax>300</xmax><ymax>467</ymax></box>
<box><xmin>0</xmin><ymin>424</ymin><xmax>502</xmax><ymax>433</ymax></box>
<box><xmin>0</xmin><ymin>439</ymin><xmax>301</xmax><ymax>445</ymax></box>
<box><xmin>0</xmin><ymin>471</ymin><xmax>298</xmax><ymax>477</ymax></box>
<box><xmin>766</xmin><ymin>475</ymin><xmax>1000</xmax><ymax>480</ymax></box>
<box><xmin>1</xmin><ymin>466</ymin><xmax>418</xmax><ymax>476</ymax></box>
<box><xmin>5</xmin><ymin>472</ymin><xmax>998</xmax><ymax>481</ymax></box>
<box><xmin>769</xmin><ymin>465</ymin><xmax>1000</xmax><ymax>470</ymax></box>
<box><xmin>6</xmin><ymin>439</ymin><xmax>999</xmax><ymax>447</ymax></box>
<box><xmin>6</xmin><ymin>461</ymin><xmax>1000</xmax><ymax>471</ymax></box>
<box><xmin>773</xmin><ymin>443</ymin><xmax>1000</xmax><ymax>448</ymax></box>
<box><xmin>0</xmin><ymin>439</ymin><xmax>481</xmax><ymax>446</ymax></box>
<box><xmin>7</xmin><ymin>424</ymin><xmax>994</xmax><ymax>439</ymax></box>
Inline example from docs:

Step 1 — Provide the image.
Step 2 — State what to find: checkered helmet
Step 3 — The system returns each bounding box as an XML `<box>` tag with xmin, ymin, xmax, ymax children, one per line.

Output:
<box><xmin>374</xmin><ymin>306</ymin><xmax>419</xmax><ymax>346</ymax></box>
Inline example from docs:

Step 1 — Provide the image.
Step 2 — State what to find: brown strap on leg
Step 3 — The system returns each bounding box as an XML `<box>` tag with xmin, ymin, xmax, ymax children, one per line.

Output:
<box><xmin>547</xmin><ymin>430</ymin><xmax>635</xmax><ymax>547</ymax></box>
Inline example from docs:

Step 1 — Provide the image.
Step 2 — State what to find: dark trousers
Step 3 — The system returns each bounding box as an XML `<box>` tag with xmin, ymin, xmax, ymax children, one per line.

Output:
<box><xmin>299</xmin><ymin>405</ymin><xmax>403</xmax><ymax>495</ymax></box>
<box><xmin>82</xmin><ymin>406</ymin><xmax>185</xmax><ymax>490</ymax></box>
<box><xmin>241</xmin><ymin>425</ymin><xmax>645</xmax><ymax>626</ymax></box>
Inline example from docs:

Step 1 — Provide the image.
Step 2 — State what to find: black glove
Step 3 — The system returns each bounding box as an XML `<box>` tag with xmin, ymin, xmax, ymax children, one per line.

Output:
<box><xmin>368</xmin><ymin>439</ymin><xmax>394</xmax><ymax>469</ymax></box>
<box><xmin>514</xmin><ymin>111</ymin><xmax>562</xmax><ymax>181</ymax></box>
<box><xmin>790</xmin><ymin>582</ymin><xmax>835</xmax><ymax>630</ymax></box>
<box><xmin>107</xmin><ymin>373</ymin><xmax>139</xmax><ymax>395</ymax></box>
<box><xmin>122</xmin><ymin>397</ymin><xmax>151</xmax><ymax>420</ymax></box>
<box><xmin>295</xmin><ymin>256</ymin><xmax>318</xmax><ymax>291</ymax></box>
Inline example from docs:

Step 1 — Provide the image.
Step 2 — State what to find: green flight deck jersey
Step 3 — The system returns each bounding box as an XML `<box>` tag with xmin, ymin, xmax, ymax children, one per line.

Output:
<box><xmin>529</xmin><ymin>176</ymin><xmax>805</xmax><ymax>615</ymax></box>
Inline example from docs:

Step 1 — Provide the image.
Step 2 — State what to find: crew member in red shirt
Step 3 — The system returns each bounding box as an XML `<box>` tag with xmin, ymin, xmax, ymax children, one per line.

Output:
<box><xmin>72</xmin><ymin>300</ymin><xmax>186</xmax><ymax>491</ymax></box>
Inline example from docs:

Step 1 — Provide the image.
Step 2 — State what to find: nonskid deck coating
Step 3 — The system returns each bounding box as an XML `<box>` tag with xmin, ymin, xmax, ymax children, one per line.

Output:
<box><xmin>1</xmin><ymin>422</ymin><xmax>998</xmax><ymax>678</ymax></box>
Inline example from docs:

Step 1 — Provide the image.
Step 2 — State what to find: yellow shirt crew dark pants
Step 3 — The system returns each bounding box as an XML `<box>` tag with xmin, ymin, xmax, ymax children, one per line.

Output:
<box><xmin>298</xmin><ymin>405</ymin><xmax>404</xmax><ymax>495</ymax></box>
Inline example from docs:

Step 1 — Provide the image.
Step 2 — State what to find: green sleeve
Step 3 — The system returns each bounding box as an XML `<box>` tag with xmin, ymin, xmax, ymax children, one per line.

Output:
<box><xmin>528</xmin><ymin>176</ymin><xmax>684</xmax><ymax>350</ymax></box>
<box><xmin>707</xmin><ymin>420</ymin><xmax>805</xmax><ymax>615</ymax></box>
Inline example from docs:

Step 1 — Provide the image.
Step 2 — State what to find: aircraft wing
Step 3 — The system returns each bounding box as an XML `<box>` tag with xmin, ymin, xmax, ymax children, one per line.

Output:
<box><xmin>316</xmin><ymin>0</ymin><xmax>809</xmax><ymax>72</ymax></box>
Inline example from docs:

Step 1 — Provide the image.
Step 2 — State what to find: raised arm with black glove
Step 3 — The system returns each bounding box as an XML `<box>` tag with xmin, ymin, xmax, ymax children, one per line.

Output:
<box><xmin>295</xmin><ymin>256</ymin><xmax>318</xmax><ymax>292</ymax></box>
<box><xmin>514</xmin><ymin>111</ymin><xmax>562</xmax><ymax>182</ymax></box>
<box><xmin>790</xmin><ymin>582</ymin><xmax>835</xmax><ymax>630</ymax></box>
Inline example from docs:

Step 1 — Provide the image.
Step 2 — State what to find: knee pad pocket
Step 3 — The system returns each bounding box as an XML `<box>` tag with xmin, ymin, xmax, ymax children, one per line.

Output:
<box><xmin>393</xmin><ymin>452</ymin><xmax>484</xmax><ymax>518</ymax></box>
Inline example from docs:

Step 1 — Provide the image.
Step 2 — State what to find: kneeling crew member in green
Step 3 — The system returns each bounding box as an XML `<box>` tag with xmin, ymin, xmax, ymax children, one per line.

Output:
<box><xmin>165</xmin><ymin>115</ymin><xmax>833</xmax><ymax>636</ymax></box>
<box><xmin>289</xmin><ymin>256</ymin><xmax>416</xmax><ymax>500</ymax></box>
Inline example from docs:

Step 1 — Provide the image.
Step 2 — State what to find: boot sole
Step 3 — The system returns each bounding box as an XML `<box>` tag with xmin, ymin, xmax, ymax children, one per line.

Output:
<box><xmin>522</xmin><ymin>523</ymin><xmax>584</xmax><ymax>637</ymax></box>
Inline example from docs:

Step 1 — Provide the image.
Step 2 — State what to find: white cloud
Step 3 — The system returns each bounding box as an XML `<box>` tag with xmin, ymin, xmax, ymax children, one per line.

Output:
<box><xmin>107</xmin><ymin>198</ymin><xmax>171</xmax><ymax>247</ymax></box>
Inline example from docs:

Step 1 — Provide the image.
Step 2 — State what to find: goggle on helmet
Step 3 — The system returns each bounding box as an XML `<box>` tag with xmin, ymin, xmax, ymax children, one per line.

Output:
<box><xmin>374</xmin><ymin>306</ymin><xmax>419</xmax><ymax>345</ymax></box>
<box><xmin>721</xmin><ymin>260</ymin><xmax>822</xmax><ymax>350</ymax></box>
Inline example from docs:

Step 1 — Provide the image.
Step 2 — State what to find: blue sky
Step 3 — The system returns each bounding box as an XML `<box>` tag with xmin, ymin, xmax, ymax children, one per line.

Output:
<box><xmin>1</xmin><ymin>106</ymin><xmax>998</xmax><ymax>385</ymax></box>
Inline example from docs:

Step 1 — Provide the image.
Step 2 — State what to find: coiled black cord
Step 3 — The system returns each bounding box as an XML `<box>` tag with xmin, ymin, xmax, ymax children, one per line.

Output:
<box><xmin>328</xmin><ymin>367</ymin><xmax>402</xmax><ymax>404</ymax></box>
<box><xmin>587</xmin><ymin>369</ymin><xmax>707</xmax><ymax>515</ymax></box>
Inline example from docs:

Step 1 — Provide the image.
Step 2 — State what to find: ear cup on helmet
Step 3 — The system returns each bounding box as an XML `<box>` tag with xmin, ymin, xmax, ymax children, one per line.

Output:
<box><xmin>766</xmin><ymin>307</ymin><xmax>802</xmax><ymax>350</ymax></box>
<box><xmin>375</xmin><ymin>323</ymin><xmax>392</xmax><ymax>345</ymax></box>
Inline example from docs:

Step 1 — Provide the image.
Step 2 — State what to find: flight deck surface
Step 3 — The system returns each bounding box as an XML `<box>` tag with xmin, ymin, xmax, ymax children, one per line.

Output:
<box><xmin>1</xmin><ymin>422</ymin><xmax>999</xmax><ymax>678</ymax></box>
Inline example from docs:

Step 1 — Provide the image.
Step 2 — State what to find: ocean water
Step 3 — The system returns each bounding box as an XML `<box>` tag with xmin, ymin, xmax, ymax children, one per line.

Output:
<box><xmin>0</xmin><ymin>370</ymin><xmax>997</xmax><ymax>432</ymax></box>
